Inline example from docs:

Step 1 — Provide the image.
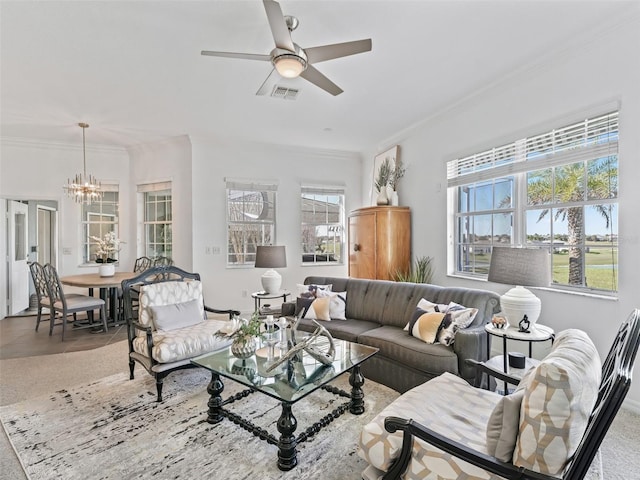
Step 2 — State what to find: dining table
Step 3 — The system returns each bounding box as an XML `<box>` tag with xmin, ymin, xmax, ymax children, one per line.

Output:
<box><xmin>60</xmin><ymin>271</ymin><xmax>137</xmax><ymax>326</ymax></box>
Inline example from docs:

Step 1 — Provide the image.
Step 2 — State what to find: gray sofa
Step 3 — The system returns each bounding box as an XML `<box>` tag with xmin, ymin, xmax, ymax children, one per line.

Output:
<box><xmin>282</xmin><ymin>276</ymin><xmax>501</xmax><ymax>393</ymax></box>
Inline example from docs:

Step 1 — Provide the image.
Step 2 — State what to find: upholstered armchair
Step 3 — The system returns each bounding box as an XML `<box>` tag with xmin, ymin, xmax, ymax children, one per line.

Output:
<box><xmin>121</xmin><ymin>265</ymin><xmax>240</xmax><ymax>401</ymax></box>
<box><xmin>358</xmin><ymin>310</ymin><xmax>639</xmax><ymax>480</ymax></box>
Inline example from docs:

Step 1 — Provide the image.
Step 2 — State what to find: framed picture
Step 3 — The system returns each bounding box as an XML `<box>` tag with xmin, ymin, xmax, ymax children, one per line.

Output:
<box><xmin>371</xmin><ymin>145</ymin><xmax>399</xmax><ymax>205</ymax></box>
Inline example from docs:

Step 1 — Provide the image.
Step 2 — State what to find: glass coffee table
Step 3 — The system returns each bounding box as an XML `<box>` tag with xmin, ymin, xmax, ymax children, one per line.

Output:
<box><xmin>192</xmin><ymin>338</ymin><xmax>378</xmax><ymax>471</ymax></box>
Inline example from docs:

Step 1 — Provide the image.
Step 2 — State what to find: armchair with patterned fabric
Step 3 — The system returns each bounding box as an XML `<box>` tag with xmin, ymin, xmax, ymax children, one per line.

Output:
<box><xmin>358</xmin><ymin>310</ymin><xmax>639</xmax><ymax>480</ymax></box>
<box><xmin>121</xmin><ymin>265</ymin><xmax>240</xmax><ymax>401</ymax></box>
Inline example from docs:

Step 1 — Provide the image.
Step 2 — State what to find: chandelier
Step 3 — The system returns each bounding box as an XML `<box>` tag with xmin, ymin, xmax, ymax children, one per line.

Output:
<box><xmin>64</xmin><ymin>122</ymin><xmax>101</xmax><ymax>204</ymax></box>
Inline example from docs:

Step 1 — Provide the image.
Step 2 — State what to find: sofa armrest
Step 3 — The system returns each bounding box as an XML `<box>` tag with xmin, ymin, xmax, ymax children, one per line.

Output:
<box><xmin>453</xmin><ymin>325</ymin><xmax>488</xmax><ymax>386</ymax></box>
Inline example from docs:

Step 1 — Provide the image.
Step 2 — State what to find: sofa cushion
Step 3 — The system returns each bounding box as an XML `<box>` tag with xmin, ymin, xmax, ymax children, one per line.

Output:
<box><xmin>358</xmin><ymin>326</ymin><xmax>459</xmax><ymax>377</ymax></box>
<box><xmin>132</xmin><ymin>318</ymin><xmax>231</xmax><ymax>363</ymax></box>
<box><xmin>150</xmin><ymin>299</ymin><xmax>204</xmax><ymax>331</ymax></box>
<box><xmin>295</xmin><ymin>317</ymin><xmax>381</xmax><ymax>343</ymax></box>
<box><xmin>513</xmin><ymin>329</ymin><xmax>602</xmax><ymax>475</ymax></box>
<box><xmin>358</xmin><ymin>372</ymin><xmax>501</xmax><ymax>477</ymax></box>
<box><xmin>296</xmin><ymin>283</ymin><xmax>332</xmax><ymax>298</ymax></box>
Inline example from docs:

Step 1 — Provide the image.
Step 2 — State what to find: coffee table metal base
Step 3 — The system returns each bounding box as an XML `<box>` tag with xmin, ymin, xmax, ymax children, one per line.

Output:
<box><xmin>205</xmin><ymin>365</ymin><xmax>367</xmax><ymax>471</ymax></box>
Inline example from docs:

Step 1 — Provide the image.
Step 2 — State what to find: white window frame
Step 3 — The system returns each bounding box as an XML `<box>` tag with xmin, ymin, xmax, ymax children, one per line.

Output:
<box><xmin>300</xmin><ymin>185</ymin><xmax>345</xmax><ymax>265</ymax></box>
<box><xmin>81</xmin><ymin>184</ymin><xmax>119</xmax><ymax>264</ymax></box>
<box><xmin>137</xmin><ymin>181</ymin><xmax>172</xmax><ymax>259</ymax></box>
<box><xmin>448</xmin><ymin>111</ymin><xmax>619</xmax><ymax>295</ymax></box>
<box><xmin>226</xmin><ymin>178</ymin><xmax>277</xmax><ymax>267</ymax></box>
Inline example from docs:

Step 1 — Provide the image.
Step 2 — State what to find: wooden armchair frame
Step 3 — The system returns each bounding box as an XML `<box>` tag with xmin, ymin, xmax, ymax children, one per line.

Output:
<box><xmin>121</xmin><ymin>265</ymin><xmax>240</xmax><ymax>401</ymax></box>
<box><xmin>383</xmin><ymin>309</ymin><xmax>639</xmax><ymax>480</ymax></box>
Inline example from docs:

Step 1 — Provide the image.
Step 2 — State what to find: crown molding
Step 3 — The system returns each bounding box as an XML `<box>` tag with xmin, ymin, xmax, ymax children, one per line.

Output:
<box><xmin>1</xmin><ymin>135</ymin><xmax>127</xmax><ymax>153</ymax></box>
<box><xmin>377</xmin><ymin>5</ymin><xmax>640</xmax><ymax>151</ymax></box>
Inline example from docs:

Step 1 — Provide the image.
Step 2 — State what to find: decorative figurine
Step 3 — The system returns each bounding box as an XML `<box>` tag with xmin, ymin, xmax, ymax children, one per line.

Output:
<box><xmin>518</xmin><ymin>315</ymin><xmax>530</xmax><ymax>333</ymax></box>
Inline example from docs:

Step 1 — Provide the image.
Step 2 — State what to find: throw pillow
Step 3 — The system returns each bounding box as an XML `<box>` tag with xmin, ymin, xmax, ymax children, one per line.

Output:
<box><xmin>513</xmin><ymin>329</ymin><xmax>602</xmax><ymax>475</ymax></box>
<box><xmin>150</xmin><ymin>299</ymin><xmax>204</xmax><ymax>331</ymax></box>
<box><xmin>446</xmin><ymin>302</ymin><xmax>479</xmax><ymax>329</ymax></box>
<box><xmin>486</xmin><ymin>389</ymin><xmax>525</xmax><ymax>461</ymax></box>
<box><xmin>403</xmin><ymin>298</ymin><xmax>449</xmax><ymax>331</ymax></box>
<box><xmin>296</xmin><ymin>283</ymin><xmax>332</xmax><ymax>299</ymax></box>
<box><xmin>295</xmin><ymin>296</ymin><xmax>331</xmax><ymax>321</ymax></box>
<box><xmin>317</xmin><ymin>290</ymin><xmax>347</xmax><ymax>320</ymax></box>
<box><xmin>409</xmin><ymin>310</ymin><xmax>446</xmax><ymax>344</ymax></box>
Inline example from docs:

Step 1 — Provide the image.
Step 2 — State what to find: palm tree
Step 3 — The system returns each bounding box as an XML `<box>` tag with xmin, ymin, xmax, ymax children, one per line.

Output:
<box><xmin>526</xmin><ymin>158</ymin><xmax>617</xmax><ymax>286</ymax></box>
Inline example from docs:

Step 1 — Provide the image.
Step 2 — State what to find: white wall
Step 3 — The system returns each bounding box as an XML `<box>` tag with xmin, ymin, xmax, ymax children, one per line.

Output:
<box><xmin>190</xmin><ymin>136</ymin><xmax>361</xmax><ymax>313</ymax></box>
<box><xmin>0</xmin><ymin>138</ymin><xmax>131</xmax><ymax>276</ymax></box>
<box><xmin>364</xmin><ymin>17</ymin><xmax>640</xmax><ymax>407</ymax></box>
<box><xmin>127</xmin><ymin>135</ymin><xmax>193</xmax><ymax>270</ymax></box>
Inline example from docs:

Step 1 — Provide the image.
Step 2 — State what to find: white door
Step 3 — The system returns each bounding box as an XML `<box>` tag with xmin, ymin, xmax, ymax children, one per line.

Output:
<box><xmin>8</xmin><ymin>200</ymin><xmax>29</xmax><ymax>315</ymax></box>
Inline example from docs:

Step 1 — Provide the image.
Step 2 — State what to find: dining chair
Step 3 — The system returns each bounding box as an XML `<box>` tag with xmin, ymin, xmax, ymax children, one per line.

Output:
<box><xmin>29</xmin><ymin>261</ymin><xmax>53</xmax><ymax>332</ymax></box>
<box><xmin>133</xmin><ymin>256</ymin><xmax>153</xmax><ymax>272</ymax></box>
<box><xmin>152</xmin><ymin>256</ymin><xmax>174</xmax><ymax>267</ymax></box>
<box><xmin>43</xmin><ymin>263</ymin><xmax>108</xmax><ymax>341</ymax></box>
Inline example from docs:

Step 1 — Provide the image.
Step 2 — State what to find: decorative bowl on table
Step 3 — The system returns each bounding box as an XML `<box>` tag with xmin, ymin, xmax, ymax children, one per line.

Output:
<box><xmin>490</xmin><ymin>315</ymin><xmax>507</xmax><ymax>329</ymax></box>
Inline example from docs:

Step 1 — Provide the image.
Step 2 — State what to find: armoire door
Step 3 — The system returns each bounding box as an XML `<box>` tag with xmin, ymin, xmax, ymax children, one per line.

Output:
<box><xmin>349</xmin><ymin>211</ymin><xmax>376</xmax><ymax>279</ymax></box>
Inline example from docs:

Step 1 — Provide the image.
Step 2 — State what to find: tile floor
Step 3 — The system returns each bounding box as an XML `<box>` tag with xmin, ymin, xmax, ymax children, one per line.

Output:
<box><xmin>0</xmin><ymin>310</ymin><xmax>128</xmax><ymax>360</ymax></box>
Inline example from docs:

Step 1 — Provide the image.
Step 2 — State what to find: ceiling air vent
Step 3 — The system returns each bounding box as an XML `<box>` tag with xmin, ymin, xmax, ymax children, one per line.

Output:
<box><xmin>271</xmin><ymin>85</ymin><xmax>299</xmax><ymax>100</ymax></box>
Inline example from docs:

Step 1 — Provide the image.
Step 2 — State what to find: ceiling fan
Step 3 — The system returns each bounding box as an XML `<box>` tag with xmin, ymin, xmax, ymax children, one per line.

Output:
<box><xmin>201</xmin><ymin>0</ymin><xmax>372</xmax><ymax>96</ymax></box>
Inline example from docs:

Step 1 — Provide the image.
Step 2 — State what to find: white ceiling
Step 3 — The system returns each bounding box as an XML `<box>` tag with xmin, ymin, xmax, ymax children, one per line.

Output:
<box><xmin>0</xmin><ymin>1</ymin><xmax>633</xmax><ymax>152</ymax></box>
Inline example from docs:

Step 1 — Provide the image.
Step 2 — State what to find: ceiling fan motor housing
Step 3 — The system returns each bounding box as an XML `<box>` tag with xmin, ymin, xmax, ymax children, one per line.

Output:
<box><xmin>271</xmin><ymin>45</ymin><xmax>307</xmax><ymax>77</ymax></box>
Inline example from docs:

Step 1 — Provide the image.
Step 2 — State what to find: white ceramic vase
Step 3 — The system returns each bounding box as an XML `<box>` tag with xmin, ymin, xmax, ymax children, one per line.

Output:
<box><xmin>376</xmin><ymin>188</ymin><xmax>389</xmax><ymax>205</ymax></box>
<box><xmin>390</xmin><ymin>190</ymin><xmax>399</xmax><ymax>206</ymax></box>
<box><xmin>99</xmin><ymin>264</ymin><xmax>115</xmax><ymax>277</ymax></box>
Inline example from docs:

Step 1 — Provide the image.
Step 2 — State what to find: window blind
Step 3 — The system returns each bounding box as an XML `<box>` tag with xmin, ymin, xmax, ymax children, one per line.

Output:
<box><xmin>447</xmin><ymin>111</ymin><xmax>618</xmax><ymax>187</ymax></box>
<box><xmin>225</xmin><ymin>178</ymin><xmax>278</xmax><ymax>191</ymax></box>
<box><xmin>301</xmin><ymin>184</ymin><xmax>345</xmax><ymax>195</ymax></box>
<box><xmin>137</xmin><ymin>181</ymin><xmax>172</xmax><ymax>193</ymax></box>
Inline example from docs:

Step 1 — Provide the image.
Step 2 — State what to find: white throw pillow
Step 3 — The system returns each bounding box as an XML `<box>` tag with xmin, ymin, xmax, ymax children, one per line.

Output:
<box><xmin>150</xmin><ymin>299</ymin><xmax>204</xmax><ymax>332</ymax></box>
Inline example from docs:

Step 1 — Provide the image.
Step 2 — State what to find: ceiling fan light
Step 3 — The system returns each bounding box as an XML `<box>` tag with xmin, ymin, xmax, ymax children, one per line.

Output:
<box><xmin>274</xmin><ymin>54</ymin><xmax>306</xmax><ymax>78</ymax></box>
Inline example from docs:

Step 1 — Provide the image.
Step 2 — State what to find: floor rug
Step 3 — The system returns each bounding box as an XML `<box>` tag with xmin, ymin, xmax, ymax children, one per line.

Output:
<box><xmin>0</xmin><ymin>368</ymin><xmax>399</xmax><ymax>479</ymax></box>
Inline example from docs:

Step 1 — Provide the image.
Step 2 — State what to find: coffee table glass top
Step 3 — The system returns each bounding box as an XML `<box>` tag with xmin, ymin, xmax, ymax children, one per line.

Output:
<box><xmin>192</xmin><ymin>338</ymin><xmax>378</xmax><ymax>404</ymax></box>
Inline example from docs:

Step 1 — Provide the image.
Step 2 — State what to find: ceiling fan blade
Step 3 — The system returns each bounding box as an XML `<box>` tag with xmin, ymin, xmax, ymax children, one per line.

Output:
<box><xmin>263</xmin><ymin>0</ymin><xmax>295</xmax><ymax>51</ymax></box>
<box><xmin>201</xmin><ymin>51</ymin><xmax>271</xmax><ymax>62</ymax></box>
<box><xmin>300</xmin><ymin>65</ymin><xmax>343</xmax><ymax>96</ymax></box>
<box><xmin>256</xmin><ymin>68</ymin><xmax>278</xmax><ymax>96</ymax></box>
<box><xmin>305</xmin><ymin>39</ymin><xmax>372</xmax><ymax>64</ymax></box>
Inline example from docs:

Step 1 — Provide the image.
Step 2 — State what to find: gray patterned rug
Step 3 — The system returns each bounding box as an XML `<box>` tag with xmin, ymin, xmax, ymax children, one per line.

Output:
<box><xmin>0</xmin><ymin>368</ymin><xmax>399</xmax><ymax>480</ymax></box>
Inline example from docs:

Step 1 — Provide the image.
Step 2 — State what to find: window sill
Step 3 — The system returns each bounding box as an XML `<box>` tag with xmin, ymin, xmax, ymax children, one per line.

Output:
<box><xmin>447</xmin><ymin>273</ymin><xmax>618</xmax><ymax>301</ymax></box>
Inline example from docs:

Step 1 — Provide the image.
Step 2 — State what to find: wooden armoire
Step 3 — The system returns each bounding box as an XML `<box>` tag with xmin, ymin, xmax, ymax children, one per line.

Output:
<box><xmin>348</xmin><ymin>206</ymin><xmax>411</xmax><ymax>280</ymax></box>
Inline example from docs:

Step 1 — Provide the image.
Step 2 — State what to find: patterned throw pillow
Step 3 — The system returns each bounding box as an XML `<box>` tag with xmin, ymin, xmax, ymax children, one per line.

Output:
<box><xmin>295</xmin><ymin>296</ymin><xmax>331</xmax><ymax>321</ymax></box>
<box><xmin>513</xmin><ymin>329</ymin><xmax>602</xmax><ymax>475</ymax></box>
<box><xmin>409</xmin><ymin>311</ymin><xmax>446</xmax><ymax>343</ymax></box>
<box><xmin>406</xmin><ymin>298</ymin><xmax>479</xmax><ymax>345</ymax></box>
<box><xmin>317</xmin><ymin>290</ymin><xmax>347</xmax><ymax>320</ymax></box>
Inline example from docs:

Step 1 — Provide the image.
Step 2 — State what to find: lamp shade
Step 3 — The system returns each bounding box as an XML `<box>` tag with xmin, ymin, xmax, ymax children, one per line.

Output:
<box><xmin>255</xmin><ymin>246</ymin><xmax>287</xmax><ymax>269</ymax></box>
<box><xmin>488</xmin><ymin>247</ymin><xmax>550</xmax><ymax>330</ymax></box>
<box><xmin>255</xmin><ymin>246</ymin><xmax>287</xmax><ymax>294</ymax></box>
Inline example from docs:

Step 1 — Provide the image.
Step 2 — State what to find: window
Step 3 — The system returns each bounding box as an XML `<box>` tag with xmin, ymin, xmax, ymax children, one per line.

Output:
<box><xmin>301</xmin><ymin>185</ymin><xmax>345</xmax><ymax>264</ymax></box>
<box><xmin>138</xmin><ymin>182</ymin><xmax>172</xmax><ymax>259</ymax></box>
<box><xmin>82</xmin><ymin>185</ymin><xmax>119</xmax><ymax>263</ymax></box>
<box><xmin>226</xmin><ymin>178</ymin><xmax>277</xmax><ymax>266</ymax></box>
<box><xmin>449</xmin><ymin>111</ymin><xmax>618</xmax><ymax>294</ymax></box>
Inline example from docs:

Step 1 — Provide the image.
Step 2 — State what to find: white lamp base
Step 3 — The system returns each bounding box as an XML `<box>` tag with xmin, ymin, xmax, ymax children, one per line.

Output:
<box><xmin>261</xmin><ymin>269</ymin><xmax>282</xmax><ymax>294</ymax></box>
<box><xmin>500</xmin><ymin>286</ymin><xmax>541</xmax><ymax>329</ymax></box>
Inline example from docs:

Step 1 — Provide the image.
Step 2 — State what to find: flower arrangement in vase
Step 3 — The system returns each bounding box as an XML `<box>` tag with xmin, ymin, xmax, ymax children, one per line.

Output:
<box><xmin>90</xmin><ymin>232</ymin><xmax>125</xmax><ymax>277</ymax></box>
<box><xmin>215</xmin><ymin>312</ymin><xmax>264</xmax><ymax>358</ymax></box>
<box><xmin>375</xmin><ymin>158</ymin><xmax>392</xmax><ymax>205</ymax></box>
<box><xmin>389</xmin><ymin>157</ymin><xmax>406</xmax><ymax>206</ymax></box>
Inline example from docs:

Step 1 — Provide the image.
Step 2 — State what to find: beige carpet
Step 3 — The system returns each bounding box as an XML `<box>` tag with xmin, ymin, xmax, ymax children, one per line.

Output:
<box><xmin>1</xmin><ymin>341</ymin><xmax>638</xmax><ymax>479</ymax></box>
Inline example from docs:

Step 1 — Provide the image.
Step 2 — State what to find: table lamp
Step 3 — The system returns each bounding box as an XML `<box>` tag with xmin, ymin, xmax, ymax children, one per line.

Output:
<box><xmin>255</xmin><ymin>245</ymin><xmax>287</xmax><ymax>294</ymax></box>
<box><xmin>487</xmin><ymin>247</ymin><xmax>550</xmax><ymax>331</ymax></box>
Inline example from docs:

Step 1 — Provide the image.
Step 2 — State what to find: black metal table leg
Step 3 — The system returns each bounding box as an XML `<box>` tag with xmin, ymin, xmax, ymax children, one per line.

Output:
<box><xmin>277</xmin><ymin>402</ymin><xmax>298</xmax><ymax>471</ymax></box>
<box><xmin>206</xmin><ymin>372</ymin><xmax>225</xmax><ymax>424</ymax></box>
<box><xmin>349</xmin><ymin>365</ymin><xmax>365</xmax><ymax>415</ymax></box>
